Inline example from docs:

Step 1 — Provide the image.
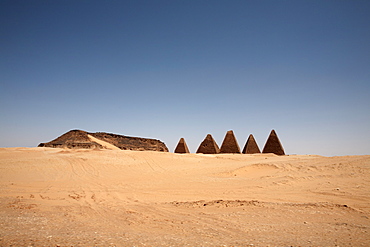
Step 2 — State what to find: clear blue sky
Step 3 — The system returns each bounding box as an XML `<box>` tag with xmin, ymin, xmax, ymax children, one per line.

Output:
<box><xmin>1</xmin><ymin>0</ymin><xmax>369</xmax><ymax>156</ymax></box>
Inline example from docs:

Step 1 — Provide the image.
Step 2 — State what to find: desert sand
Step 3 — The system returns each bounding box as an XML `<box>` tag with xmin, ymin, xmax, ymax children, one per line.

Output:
<box><xmin>0</xmin><ymin>147</ymin><xmax>369</xmax><ymax>246</ymax></box>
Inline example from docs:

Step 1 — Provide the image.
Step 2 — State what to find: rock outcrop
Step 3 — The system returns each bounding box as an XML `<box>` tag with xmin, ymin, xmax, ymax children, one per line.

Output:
<box><xmin>38</xmin><ymin>130</ymin><xmax>169</xmax><ymax>152</ymax></box>
<box><xmin>174</xmin><ymin>138</ymin><xmax>190</xmax><ymax>153</ymax></box>
<box><xmin>196</xmin><ymin>134</ymin><xmax>220</xmax><ymax>154</ymax></box>
<box><xmin>262</xmin><ymin>130</ymin><xmax>285</xmax><ymax>155</ymax></box>
<box><xmin>242</xmin><ymin>134</ymin><xmax>261</xmax><ymax>154</ymax></box>
<box><xmin>220</xmin><ymin>130</ymin><xmax>241</xmax><ymax>154</ymax></box>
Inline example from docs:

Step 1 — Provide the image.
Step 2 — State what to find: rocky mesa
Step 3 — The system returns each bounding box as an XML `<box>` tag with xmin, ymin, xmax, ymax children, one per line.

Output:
<box><xmin>38</xmin><ymin>130</ymin><xmax>168</xmax><ymax>152</ymax></box>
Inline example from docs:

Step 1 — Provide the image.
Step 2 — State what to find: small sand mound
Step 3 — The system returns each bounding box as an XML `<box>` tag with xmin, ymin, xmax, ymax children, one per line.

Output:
<box><xmin>218</xmin><ymin>163</ymin><xmax>280</xmax><ymax>177</ymax></box>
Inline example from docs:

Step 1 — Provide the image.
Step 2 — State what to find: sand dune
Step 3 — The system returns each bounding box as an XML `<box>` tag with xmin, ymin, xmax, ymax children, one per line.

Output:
<box><xmin>0</xmin><ymin>147</ymin><xmax>369</xmax><ymax>246</ymax></box>
<box><xmin>87</xmin><ymin>134</ymin><xmax>121</xmax><ymax>150</ymax></box>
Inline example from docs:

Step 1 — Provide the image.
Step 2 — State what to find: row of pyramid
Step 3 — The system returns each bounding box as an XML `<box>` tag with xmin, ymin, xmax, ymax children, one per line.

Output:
<box><xmin>174</xmin><ymin>129</ymin><xmax>285</xmax><ymax>155</ymax></box>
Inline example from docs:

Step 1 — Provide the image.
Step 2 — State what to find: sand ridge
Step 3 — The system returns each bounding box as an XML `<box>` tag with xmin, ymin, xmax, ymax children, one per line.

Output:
<box><xmin>87</xmin><ymin>134</ymin><xmax>121</xmax><ymax>150</ymax></box>
<box><xmin>0</xmin><ymin>147</ymin><xmax>369</xmax><ymax>246</ymax></box>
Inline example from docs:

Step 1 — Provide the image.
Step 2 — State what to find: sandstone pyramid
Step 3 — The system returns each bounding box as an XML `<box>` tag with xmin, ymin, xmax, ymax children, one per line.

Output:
<box><xmin>196</xmin><ymin>134</ymin><xmax>220</xmax><ymax>154</ymax></box>
<box><xmin>242</xmin><ymin>134</ymin><xmax>261</xmax><ymax>154</ymax></box>
<box><xmin>220</xmin><ymin>130</ymin><xmax>241</xmax><ymax>153</ymax></box>
<box><xmin>38</xmin><ymin>129</ymin><xmax>169</xmax><ymax>152</ymax></box>
<box><xmin>262</xmin><ymin>129</ymin><xmax>285</xmax><ymax>155</ymax></box>
<box><xmin>174</xmin><ymin>138</ymin><xmax>190</xmax><ymax>153</ymax></box>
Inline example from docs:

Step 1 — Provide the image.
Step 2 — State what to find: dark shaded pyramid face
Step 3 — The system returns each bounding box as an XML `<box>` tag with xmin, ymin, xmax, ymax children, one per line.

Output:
<box><xmin>196</xmin><ymin>134</ymin><xmax>220</xmax><ymax>154</ymax></box>
<box><xmin>174</xmin><ymin>138</ymin><xmax>190</xmax><ymax>153</ymax></box>
<box><xmin>262</xmin><ymin>130</ymin><xmax>285</xmax><ymax>155</ymax></box>
<box><xmin>220</xmin><ymin>130</ymin><xmax>241</xmax><ymax>153</ymax></box>
<box><xmin>242</xmin><ymin>134</ymin><xmax>261</xmax><ymax>154</ymax></box>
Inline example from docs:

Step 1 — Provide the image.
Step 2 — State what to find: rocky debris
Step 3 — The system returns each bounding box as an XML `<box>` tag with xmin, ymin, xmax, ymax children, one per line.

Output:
<box><xmin>262</xmin><ymin>129</ymin><xmax>285</xmax><ymax>155</ymax></box>
<box><xmin>196</xmin><ymin>134</ymin><xmax>220</xmax><ymax>154</ymax></box>
<box><xmin>242</xmin><ymin>134</ymin><xmax>261</xmax><ymax>154</ymax></box>
<box><xmin>91</xmin><ymin>132</ymin><xmax>168</xmax><ymax>152</ymax></box>
<box><xmin>220</xmin><ymin>130</ymin><xmax>241</xmax><ymax>154</ymax></box>
<box><xmin>174</xmin><ymin>138</ymin><xmax>190</xmax><ymax>153</ymax></box>
<box><xmin>38</xmin><ymin>130</ymin><xmax>169</xmax><ymax>152</ymax></box>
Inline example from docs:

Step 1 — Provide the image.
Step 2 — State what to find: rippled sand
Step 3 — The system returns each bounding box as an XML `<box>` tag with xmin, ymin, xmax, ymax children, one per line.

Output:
<box><xmin>1</xmin><ymin>148</ymin><xmax>369</xmax><ymax>246</ymax></box>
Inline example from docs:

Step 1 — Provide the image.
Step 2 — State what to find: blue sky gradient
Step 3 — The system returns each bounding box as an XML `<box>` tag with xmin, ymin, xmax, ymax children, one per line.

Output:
<box><xmin>1</xmin><ymin>0</ymin><xmax>369</xmax><ymax>156</ymax></box>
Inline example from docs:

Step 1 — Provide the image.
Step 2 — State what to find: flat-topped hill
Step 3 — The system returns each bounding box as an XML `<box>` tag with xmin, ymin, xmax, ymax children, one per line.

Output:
<box><xmin>38</xmin><ymin>129</ymin><xmax>168</xmax><ymax>152</ymax></box>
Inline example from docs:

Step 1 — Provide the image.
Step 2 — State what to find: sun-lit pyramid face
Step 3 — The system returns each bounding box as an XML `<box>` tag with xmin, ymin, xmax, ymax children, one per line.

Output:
<box><xmin>196</xmin><ymin>134</ymin><xmax>220</xmax><ymax>154</ymax></box>
<box><xmin>262</xmin><ymin>130</ymin><xmax>285</xmax><ymax>155</ymax></box>
<box><xmin>174</xmin><ymin>138</ymin><xmax>190</xmax><ymax>153</ymax></box>
<box><xmin>220</xmin><ymin>130</ymin><xmax>241</xmax><ymax>154</ymax></box>
<box><xmin>242</xmin><ymin>134</ymin><xmax>261</xmax><ymax>154</ymax></box>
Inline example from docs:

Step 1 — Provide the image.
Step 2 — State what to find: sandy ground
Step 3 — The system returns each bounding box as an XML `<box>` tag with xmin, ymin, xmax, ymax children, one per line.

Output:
<box><xmin>0</xmin><ymin>147</ymin><xmax>369</xmax><ymax>246</ymax></box>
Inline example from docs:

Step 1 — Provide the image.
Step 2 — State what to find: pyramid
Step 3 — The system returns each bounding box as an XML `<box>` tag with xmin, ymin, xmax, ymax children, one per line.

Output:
<box><xmin>174</xmin><ymin>138</ymin><xmax>190</xmax><ymax>153</ymax></box>
<box><xmin>262</xmin><ymin>129</ymin><xmax>285</xmax><ymax>155</ymax></box>
<box><xmin>38</xmin><ymin>129</ymin><xmax>169</xmax><ymax>152</ymax></box>
<box><xmin>242</xmin><ymin>134</ymin><xmax>261</xmax><ymax>154</ymax></box>
<box><xmin>220</xmin><ymin>130</ymin><xmax>241</xmax><ymax>153</ymax></box>
<box><xmin>196</xmin><ymin>134</ymin><xmax>220</xmax><ymax>154</ymax></box>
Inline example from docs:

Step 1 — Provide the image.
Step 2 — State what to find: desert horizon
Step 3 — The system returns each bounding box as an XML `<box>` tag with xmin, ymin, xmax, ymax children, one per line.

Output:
<box><xmin>2</xmin><ymin>0</ymin><xmax>369</xmax><ymax>246</ymax></box>
<box><xmin>1</xmin><ymin>147</ymin><xmax>369</xmax><ymax>246</ymax></box>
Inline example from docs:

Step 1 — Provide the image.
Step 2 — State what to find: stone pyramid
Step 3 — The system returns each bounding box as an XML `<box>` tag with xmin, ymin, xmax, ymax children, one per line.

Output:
<box><xmin>262</xmin><ymin>129</ymin><xmax>285</xmax><ymax>155</ymax></box>
<box><xmin>242</xmin><ymin>134</ymin><xmax>261</xmax><ymax>154</ymax></box>
<box><xmin>174</xmin><ymin>138</ymin><xmax>190</xmax><ymax>153</ymax></box>
<box><xmin>38</xmin><ymin>129</ymin><xmax>169</xmax><ymax>151</ymax></box>
<box><xmin>196</xmin><ymin>134</ymin><xmax>220</xmax><ymax>154</ymax></box>
<box><xmin>220</xmin><ymin>130</ymin><xmax>241</xmax><ymax>153</ymax></box>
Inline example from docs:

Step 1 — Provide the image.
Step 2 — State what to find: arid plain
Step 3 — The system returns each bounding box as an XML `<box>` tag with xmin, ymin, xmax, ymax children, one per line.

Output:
<box><xmin>0</xmin><ymin>147</ymin><xmax>369</xmax><ymax>246</ymax></box>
